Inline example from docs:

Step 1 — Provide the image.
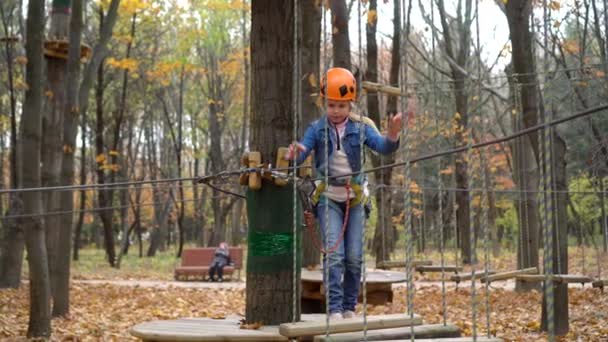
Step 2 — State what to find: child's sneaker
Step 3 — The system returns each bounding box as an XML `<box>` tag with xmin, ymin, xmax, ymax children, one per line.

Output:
<box><xmin>329</xmin><ymin>312</ymin><xmax>343</xmax><ymax>320</ymax></box>
<box><xmin>343</xmin><ymin>310</ymin><xmax>356</xmax><ymax>319</ymax></box>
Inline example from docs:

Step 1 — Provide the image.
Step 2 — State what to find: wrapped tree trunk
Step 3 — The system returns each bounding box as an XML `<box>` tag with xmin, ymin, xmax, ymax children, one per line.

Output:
<box><xmin>246</xmin><ymin>0</ymin><xmax>301</xmax><ymax>325</ymax></box>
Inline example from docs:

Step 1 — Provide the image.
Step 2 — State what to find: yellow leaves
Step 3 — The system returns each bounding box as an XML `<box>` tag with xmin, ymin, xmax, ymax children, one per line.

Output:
<box><xmin>45</xmin><ymin>90</ymin><xmax>54</xmax><ymax>99</ymax></box>
<box><xmin>95</xmin><ymin>153</ymin><xmax>106</xmax><ymax>164</ymax></box>
<box><xmin>549</xmin><ymin>0</ymin><xmax>561</xmax><ymax>11</ymax></box>
<box><xmin>308</xmin><ymin>73</ymin><xmax>318</xmax><ymax>88</ymax></box>
<box><xmin>109</xmin><ymin>150</ymin><xmax>119</xmax><ymax>156</ymax></box>
<box><xmin>14</xmin><ymin>56</ymin><xmax>27</xmax><ymax>65</ymax></box>
<box><xmin>440</xmin><ymin>167</ymin><xmax>454</xmax><ymax>175</ymax></box>
<box><xmin>14</xmin><ymin>78</ymin><xmax>29</xmax><ymax>91</ymax></box>
<box><xmin>240</xmin><ymin>321</ymin><xmax>263</xmax><ymax>330</ymax></box>
<box><xmin>367</xmin><ymin>10</ymin><xmax>377</xmax><ymax>26</ymax></box>
<box><xmin>63</xmin><ymin>144</ymin><xmax>74</xmax><ymax>154</ymax></box>
<box><xmin>562</xmin><ymin>39</ymin><xmax>580</xmax><ymax>54</ymax></box>
<box><xmin>119</xmin><ymin>0</ymin><xmax>149</xmax><ymax>15</ymax></box>
<box><xmin>106</xmin><ymin>57</ymin><xmax>139</xmax><ymax>74</ymax></box>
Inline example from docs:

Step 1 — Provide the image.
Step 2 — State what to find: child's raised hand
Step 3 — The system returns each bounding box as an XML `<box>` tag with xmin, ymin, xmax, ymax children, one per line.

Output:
<box><xmin>284</xmin><ymin>142</ymin><xmax>307</xmax><ymax>160</ymax></box>
<box><xmin>387</xmin><ymin>113</ymin><xmax>403</xmax><ymax>141</ymax></box>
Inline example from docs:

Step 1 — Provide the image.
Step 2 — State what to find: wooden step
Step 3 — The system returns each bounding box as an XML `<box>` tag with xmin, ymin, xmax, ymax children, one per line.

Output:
<box><xmin>312</xmin><ymin>323</ymin><xmax>460</xmax><ymax>341</ymax></box>
<box><xmin>279</xmin><ymin>313</ymin><xmax>422</xmax><ymax>338</ymax></box>
<box><xmin>376</xmin><ymin>260</ymin><xmax>433</xmax><ymax>269</ymax></box>
<box><xmin>416</xmin><ymin>265</ymin><xmax>463</xmax><ymax>273</ymax></box>
<box><xmin>480</xmin><ymin>267</ymin><xmax>538</xmax><ymax>283</ymax></box>
<box><xmin>516</xmin><ymin>274</ymin><xmax>593</xmax><ymax>284</ymax></box>
<box><xmin>450</xmin><ymin>270</ymin><xmax>496</xmax><ymax>283</ymax></box>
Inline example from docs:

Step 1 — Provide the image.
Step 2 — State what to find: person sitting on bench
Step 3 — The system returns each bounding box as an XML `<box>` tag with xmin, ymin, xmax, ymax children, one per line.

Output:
<box><xmin>208</xmin><ymin>242</ymin><xmax>231</xmax><ymax>282</ymax></box>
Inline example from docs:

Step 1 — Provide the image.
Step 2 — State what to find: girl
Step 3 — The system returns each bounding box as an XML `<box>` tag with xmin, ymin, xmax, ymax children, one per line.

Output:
<box><xmin>286</xmin><ymin>67</ymin><xmax>405</xmax><ymax>319</ymax></box>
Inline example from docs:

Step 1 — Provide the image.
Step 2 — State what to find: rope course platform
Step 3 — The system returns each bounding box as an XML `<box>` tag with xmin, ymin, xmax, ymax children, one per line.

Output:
<box><xmin>301</xmin><ymin>268</ymin><xmax>405</xmax><ymax>312</ymax></box>
<box><xmin>43</xmin><ymin>39</ymin><xmax>92</xmax><ymax>60</ymax></box>
<box><xmin>376</xmin><ymin>259</ymin><xmax>433</xmax><ymax>269</ymax></box>
<box><xmin>479</xmin><ymin>267</ymin><xmax>538</xmax><ymax>283</ymax></box>
<box><xmin>129</xmin><ymin>314</ymin><xmax>504</xmax><ymax>341</ymax></box>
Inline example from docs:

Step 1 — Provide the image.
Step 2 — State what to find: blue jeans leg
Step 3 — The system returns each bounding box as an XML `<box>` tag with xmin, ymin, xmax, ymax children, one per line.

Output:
<box><xmin>316</xmin><ymin>199</ymin><xmax>364</xmax><ymax>313</ymax></box>
<box><xmin>342</xmin><ymin>203</ymin><xmax>364</xmax><ymax>311</ymax></box>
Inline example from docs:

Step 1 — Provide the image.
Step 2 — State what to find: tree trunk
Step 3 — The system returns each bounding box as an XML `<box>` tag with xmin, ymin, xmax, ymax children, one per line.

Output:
<box><xmin>43</xmin><ymin>0</ymin><xmax>71</xmax><ymax>311</ymax></box>
<box><xmin>540</xmin><ymin>134</ymin><xmax>569</xmax><ymax>336</ymax></box>
<box><xmin>21</xmin><ymin>0</ymin><xmax>52</xmax><ymax>335</ymax></box>
<box><xmin>72</xmin><ymin>0</ymin><xmax>120</xmax><ymax>261</ymax></box>
<box><xmin>0</xmin><ymin>1</ymin><xmax>25</xmax><ymax>289</ymax></box>
<box><xmin>247</xmin><ymin>0</ymin><xmax>300</xmax><ymax>325</ymax></box>
<box><xmin>73</xmin><ymin>114</ymin><xmax>86</xmax><ymax>261</ymax></box>
<box><xmin>330</xmin><ymin>0</ymin><xmax>350</xmax><ymax>70</ymax></box>
<box><xmin>505</xmin><ymin>0</ymin><xmax>543</xmax><ymax>291</ymax></box>
<box><xmin>437</xmin><ymin>0</ymin><xmax>474</xmax><ymax>264</ymax></box>
<box><xmin>95</xmin><ymin>53</ymin><xmax>116</xmax><ymax>266</ymax></box>
<box><xmin>300</xmin><ymin>0</ymin><xmax>322</xmax><ymax>268</ymax></box>
<box><xmin>51</xmin><ymin>0</ymin><xmax>84</xmax><ymax>317</ymax></box>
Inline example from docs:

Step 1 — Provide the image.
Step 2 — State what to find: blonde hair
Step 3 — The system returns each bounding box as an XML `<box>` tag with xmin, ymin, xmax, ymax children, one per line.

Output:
<box><xmin>348</xmin><ymin>112</ymin><xmax>380</xmax><ymax>134</ymax></box>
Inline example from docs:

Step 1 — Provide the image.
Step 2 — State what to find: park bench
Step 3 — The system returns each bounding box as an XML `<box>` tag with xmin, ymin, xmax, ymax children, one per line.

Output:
<box><xmin>174</xmin><ymin>247</ymin><xmax>243</xmax><ymax>281</ymax></box>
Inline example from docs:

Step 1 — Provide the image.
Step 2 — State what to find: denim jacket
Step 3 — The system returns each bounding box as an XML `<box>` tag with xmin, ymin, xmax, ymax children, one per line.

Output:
<box><xmin>296</xmin><ymin>116</ymin><xmax>399</xmax><ymax>182</ymax></box>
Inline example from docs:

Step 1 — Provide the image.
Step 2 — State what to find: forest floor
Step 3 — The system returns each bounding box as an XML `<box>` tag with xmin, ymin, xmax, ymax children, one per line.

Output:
<box><xmin>1</xmin><ymin>246</ymin><xmax>607</xmax><ymax>341</ymax></box>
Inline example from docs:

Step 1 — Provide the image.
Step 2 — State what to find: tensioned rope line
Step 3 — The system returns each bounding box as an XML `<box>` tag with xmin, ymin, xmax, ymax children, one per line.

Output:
<box><xmin>0</xmin><ymin>103</ymin><xmax>606</xmax><ymax>197</ymax></box>
<box><xmin>291</xmin><ymin>0</ymin><xmax>300</xmax><ymax>333</ymax></box>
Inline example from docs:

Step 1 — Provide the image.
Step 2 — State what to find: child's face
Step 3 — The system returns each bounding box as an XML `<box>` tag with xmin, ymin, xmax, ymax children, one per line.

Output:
<box><xmin>327</xmin><ymin>99</ymin><xmax>350</xmax><ymax>124</ymax></box>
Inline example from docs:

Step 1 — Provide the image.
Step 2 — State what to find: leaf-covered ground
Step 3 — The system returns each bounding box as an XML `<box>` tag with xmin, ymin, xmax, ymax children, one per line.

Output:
<box><xmin>2</xmin><ymin>281</ymin><xmax>607</xmax><ymax>341</ymax></box>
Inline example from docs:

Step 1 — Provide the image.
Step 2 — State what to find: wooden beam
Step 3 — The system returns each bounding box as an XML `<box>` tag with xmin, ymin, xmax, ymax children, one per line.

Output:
<box><xmin>450</xmin><ymin>270</ymin><xmax>496</xmax><ymax>283</ymax></box>
<box><xmin>278</xmin><ymin>314</ymin><xmax>422</xmax><ymax>338</ymax></box>
<box><xmin>376</xmin><ymin>260</ymin><xmax>433</xmax><ymax>269</ymax></box>
<box><xmin>516</xmin><ymin>274</ymin><xmax>593</xmax><ymax>284</ymax></box>
<box><xmin>480</xmin><ymin>267</ymin><xmax>538</xmax><ymax>283</ymax></box>
<box><xmin>313</xmin><ymin>323</ymin><xmax>461</xmax><ymax>342</ymax></box>
<box><xmin>592</xmin><ymin>279</ymin><xmax>607</xmax><ymax>290</ymax></box>
<box><xmin>361</xmin><ymin>81</ymin><xmax>408</xmax><ymax>97</ymax></box>
<box><xmin>416</xmin><ymin>265</ymin><xmax>463</xmax><ymax>273</ymax></box>
<box><xmin>372</xmin><ymin>338</ymin><xmax>504</xmax><ymax>342</ymax></box>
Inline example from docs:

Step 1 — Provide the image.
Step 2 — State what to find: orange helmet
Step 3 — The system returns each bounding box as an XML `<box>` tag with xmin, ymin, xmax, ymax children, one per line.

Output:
<box><xmin>320</xmin><ymin>67</ymin><xmax>356</xmax><ymax>101</ymax></box>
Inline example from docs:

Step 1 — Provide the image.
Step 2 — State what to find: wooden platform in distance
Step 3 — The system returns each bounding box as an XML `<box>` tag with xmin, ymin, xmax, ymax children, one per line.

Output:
<box><xmin>313</xmin><ymin>323</ymin><xmax>461</xmax><ymax>341</ymax></box>
<box><xmin>376</xmin><ymin>260</ymin><xmax>433</xmax><ymax>269</ymax></box>
<box><xmin>451</xmin><ymin>270</ymin><xmax>496</xmax><ymax>283</ymax></box>
<box><xmin>516</xmin><ymin>274</ymin><xmax>593</xmax><ymax>284</ymax></box>
<box><xmin>416</xmin><ymin>265</ymin><xmax>463</xmax><ymax>273</ymax></box>
<box><xmin>480</xmin><ymin>267</ymin><xmax>538</xmax><ymax>283</ymax></box>
<box><xmin>279</xmin><ymin>313</ymin><xmax>422</xmax><ymax>338</ymax></box>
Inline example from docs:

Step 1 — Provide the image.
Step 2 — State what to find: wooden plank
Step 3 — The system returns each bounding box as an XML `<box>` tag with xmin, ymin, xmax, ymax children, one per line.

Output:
<box><xmin>592</xmin><ymin>279</ymin><xmax>607</xmax><ymax>289</ymax></box>
<box><xmin>450</xmin><ymin>270</ymin><xmax>496</xmax><ymax>283</ymax></box>
<box><xmin>313</xmin><ymin>323</ymin><xmax>461</xmax><ymax>342</ymax></box>
<box><xmin>130</xmin><ymin>318</ymin><xmax>289</xmax><ymax>341</ymax></box>
<box><xmin>480</xmin><ymin>267</ymin><xmax>538</xmax><ymax>283</ymax></box>
<box><xmin>416</xmin><ymin>265</ymin><xmax>463</xmax><ymax>273</ymax></box>
<box><xmin>372</xmin><ymin>338</ymin><xmax>503</xmax><ymax>342</ymax></box>
<box><xmin>516</xmin><ymin>274</ymin><xmax>594</xmax><ymax>284</ymax></box>
<box><xmin>376</xmin><ymin>260</ymin><xmax>433</xmax><ymax>269</ymax></box>
<box><xmin>279</xmin><ymin>314</ymin><xmax>422</xmax><ymax>338</ymax></box>
<box><xmin>301</xmin><ymin>268</ymin><xmax>406</xmax><ymax>284</ymax></box>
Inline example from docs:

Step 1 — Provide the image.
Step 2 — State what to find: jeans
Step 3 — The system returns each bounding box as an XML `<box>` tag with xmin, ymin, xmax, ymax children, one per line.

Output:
<box><xmin>315</xmin><ymin>198</ymin><xmax>365</xmax><ymax>313</ymax></box>
<box><xmin>208</xmin><ymin>262</ymin><xmax>224</xmax><ymax>280</ymax></box>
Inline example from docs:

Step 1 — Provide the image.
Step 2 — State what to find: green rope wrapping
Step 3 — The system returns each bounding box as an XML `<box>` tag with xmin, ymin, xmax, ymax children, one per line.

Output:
<box><xmin>246</xmin><ymin>182</ymin><xmax>302</xmax><ymax>274</ymax></box>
